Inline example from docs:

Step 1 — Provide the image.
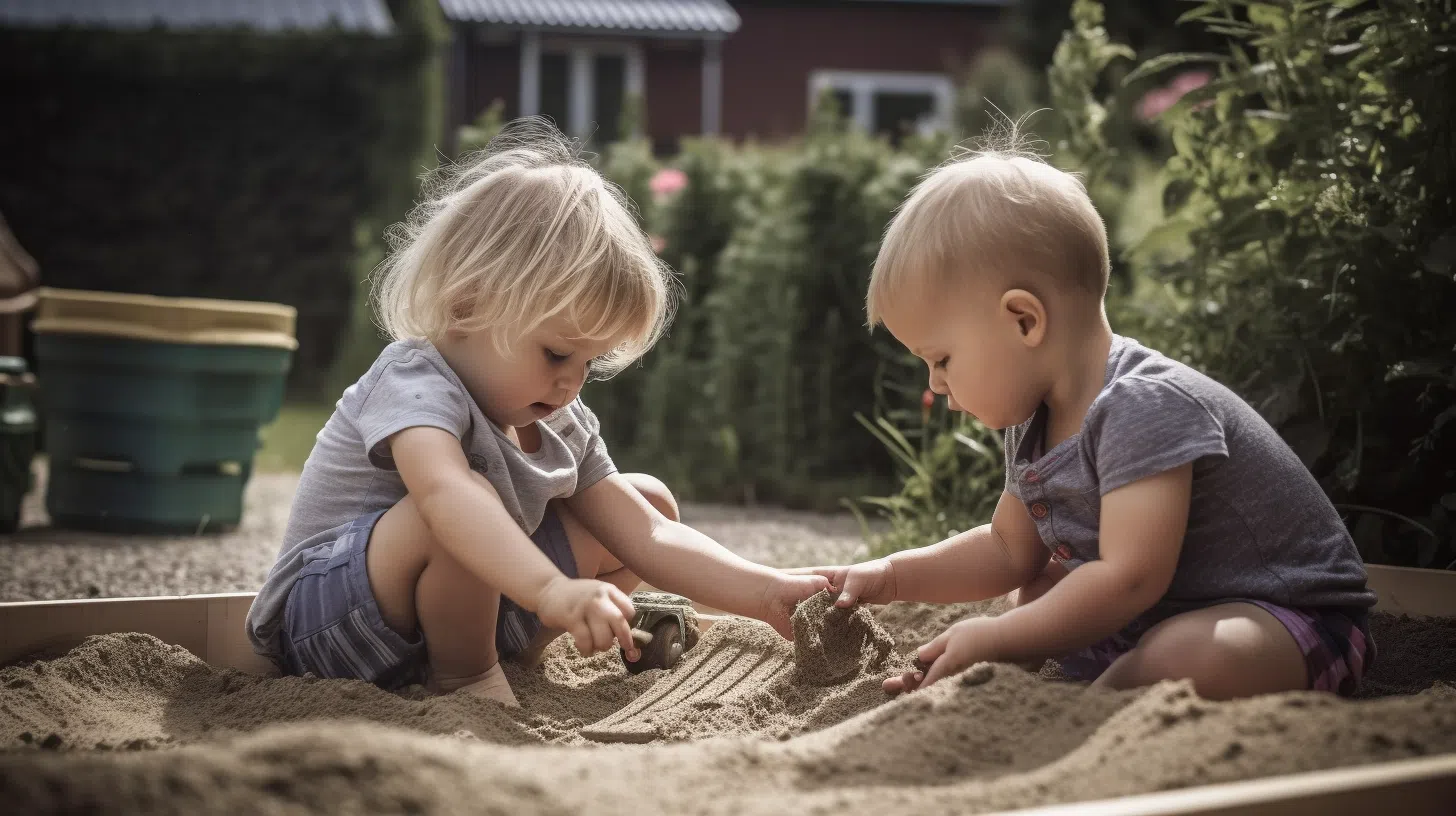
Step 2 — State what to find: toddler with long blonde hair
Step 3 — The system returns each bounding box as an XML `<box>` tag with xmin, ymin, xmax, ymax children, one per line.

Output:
<box><xmin>247</xmin><ymin>120</ymin><xmax>826</xmax><ymax>705</ymax></box>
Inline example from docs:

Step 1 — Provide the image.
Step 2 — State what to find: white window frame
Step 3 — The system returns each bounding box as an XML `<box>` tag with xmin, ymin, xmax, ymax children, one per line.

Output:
<box><xmin>807</xmin><ymin>70</ymin><xmax>955</xmax><ymax>135</ymax></box>
<box><xmin>520</xmin><ymin>34</ymin><xmax>645</xmax><ymax>139</ymax></box>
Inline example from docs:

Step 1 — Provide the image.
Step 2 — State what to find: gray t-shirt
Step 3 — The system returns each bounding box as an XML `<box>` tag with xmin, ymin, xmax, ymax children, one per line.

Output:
<box><xmin>1003</xmin><ymin>334</ymin><xmax>1374</xmax><ymax>616</ymax></box>
<box><xmin>246</xmin><ymin>338</ymin><xmax>617</xmax><ymax>659</ymax></box>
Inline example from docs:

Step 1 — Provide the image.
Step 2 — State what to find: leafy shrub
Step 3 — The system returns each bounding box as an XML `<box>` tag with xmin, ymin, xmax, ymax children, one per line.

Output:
<box><xmin>1117</xmin><ymin>0</ymin><xmax>1456</xmax><ymax>568</ymax></box>
<box><xmin>1009</xmin><ymin>0</ymin><xmax>1229</xmax><ymax>77</ymax></box>
<box><xmin>456</xmin><ymin>99</ymin><xmax>507</xmax><ymax>156</ymax></box>
<box><xmin>585</xmin><ymin>136</ymin><xmax>760</xmax><ymax>489</ymax></box>
<box><xmin>852</xmin><ymin>398</ymin><xmax>1006</xmax><ymax>558</ymax></box>
<box><xmin>575</xmin><ymin>99</ymin><xmax>940</xmax><ymax>509</ymax></box>
<box><xmin>956</xmin><ymin>47</ymin><xmax>1046</xmax><ymax>137</ymax></box>
<box><xmin>598</xmin><ymin>96</ymin><xmax>658</xmax><ymax>231</ymax></box>
<box><xmin>693</xmin><ymin>101</ymin><xmax>930</xmax><ymax>508</ymax></box>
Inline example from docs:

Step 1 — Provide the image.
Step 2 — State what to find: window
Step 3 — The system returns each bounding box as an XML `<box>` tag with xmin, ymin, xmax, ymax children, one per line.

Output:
<box><xmin>521</xmin><ymin>37</ymin><xmax>644</xmax><ymax>144</ymax></box>
<box><xmin>593</xmin><ymin>54</ymin><xmax>626</xmax><ymax>142</ymax></box>
<box><xmin>540</xmin><ymin>53</ymin><xmax>570</xmax><ymax>130</ymax></box>
<box><xmin>808</xmin><ymin>71</ymin><xmax>955</xmax><ymax>143</ymax></box>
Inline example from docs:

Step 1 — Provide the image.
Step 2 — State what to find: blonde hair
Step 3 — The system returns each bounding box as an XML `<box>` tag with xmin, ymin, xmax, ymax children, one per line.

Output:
<box><xmin>373</xmin><ymin>118</ymin><xmax>676</xmax><ymax>378</ymax></box>
<box><xmin>866</xmin><ymin>135</ymin><xmax>1109</xmax><ymax>327</ymax></box>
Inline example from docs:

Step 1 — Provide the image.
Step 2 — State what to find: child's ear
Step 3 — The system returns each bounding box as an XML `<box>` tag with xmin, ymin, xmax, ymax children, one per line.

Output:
<box><xmin>999</xmin><ymin>288</ymin><xmax>1047</xmax><ymax>348</ymax></box>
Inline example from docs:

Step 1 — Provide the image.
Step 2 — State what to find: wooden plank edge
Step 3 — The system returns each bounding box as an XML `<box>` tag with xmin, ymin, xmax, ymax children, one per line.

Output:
<box><xmin>1366</xmin><ymin>564</ymin><xmax>1456</xmax><ymax>618</ymax></box>
<box><xmin>2</xmin><ymin>564</ymin><xmax>1452</xmax><ymax>678</ymax></box>
<box><xmin>995</xmin><ymin>753</ymin><xmax>1456</xmax><ymax>816</ymax></box>
<box><xmin>0</xmin><ymin>592</ymin><xmax>278</xmax><ymax>677</ymax></box>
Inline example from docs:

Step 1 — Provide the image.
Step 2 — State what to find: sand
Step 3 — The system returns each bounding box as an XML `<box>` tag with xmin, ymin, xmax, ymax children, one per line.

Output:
<box><xmin>2</xmin><ymin>594</ymin><xmax>1455</xmax><ymax>815</ymax></box>
<box><xmin>3</xmin><ymin>467</ymin><xmax>1453</xmax><ymax>812</ymax></box>
<box><xmin>791</xmin><ymin>590</ymin><xmax>895</xmax><ymax>686</ymax></box>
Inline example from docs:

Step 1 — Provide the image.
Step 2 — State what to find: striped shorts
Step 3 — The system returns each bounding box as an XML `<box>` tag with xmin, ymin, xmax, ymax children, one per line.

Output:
<box><xmin>1056</xmin><ymin>601</ymin><xmax>1375</xmax><ymax>696</ymax></box>
<box><xmin>280</xmin><ymin>507</ymin><xmax>577</xmax><ymax>690</ymax></box>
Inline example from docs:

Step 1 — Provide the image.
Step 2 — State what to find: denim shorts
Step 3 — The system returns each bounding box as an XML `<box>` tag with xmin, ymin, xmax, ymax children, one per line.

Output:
<box><xmin>280</xmin><ymin>506</ymin><xmax>577</xmax><ymax>690</ymax></box>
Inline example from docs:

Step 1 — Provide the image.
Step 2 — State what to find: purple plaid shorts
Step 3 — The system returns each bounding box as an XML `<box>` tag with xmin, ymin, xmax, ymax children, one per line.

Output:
<box><xmin>1057</xmin><ymin>601</ymin><xmax>1375</xmax><ymax>696</ymax></box>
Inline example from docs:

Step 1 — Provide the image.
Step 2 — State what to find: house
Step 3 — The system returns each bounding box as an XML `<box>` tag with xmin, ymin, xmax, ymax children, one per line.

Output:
<box><xmin>0</xmin><ymin>0</ymin><xmax>394</xmax><ymax>34</ymax></box>
<box><xmin>441</xmin><ymin>0</ymin><xmax>1010</xmax><ymax>153</ymax></box>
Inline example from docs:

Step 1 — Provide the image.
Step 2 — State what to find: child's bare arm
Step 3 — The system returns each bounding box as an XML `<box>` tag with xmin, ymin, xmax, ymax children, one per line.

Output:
<box><xmin>391</xmin><ymin>427</ymin><xmax>636</xmax><ymax>654</ymax></box>
<box><xmin>805</xmin><ymin>490</ymin><xmax>1049</xmax><ymax>607</ymax></box>
<box><xmin>565</xmin><ymin>474</ymin><xmax>827</xmax><ymax>637</ymax></box>
<box><xmin>915</xmin><ymin>463</ymin><xmax>1193</xmax><ymax>687</ymax></box>
<box><xmin>893</xmin><ymin>490</ymin><xmax>1050</xmax><ymax>603</ymax></box>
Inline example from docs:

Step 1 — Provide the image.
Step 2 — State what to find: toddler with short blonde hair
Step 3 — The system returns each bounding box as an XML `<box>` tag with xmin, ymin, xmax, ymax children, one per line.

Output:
<box><xmin>809</xmin><ymin>138</ymin><xmax>1376</xmax><ymax>701</ymax></box>
<box><xmin>868</xmin><ymin>148</ymin><xmax>1110</xmax><ymax>327</ymax></box>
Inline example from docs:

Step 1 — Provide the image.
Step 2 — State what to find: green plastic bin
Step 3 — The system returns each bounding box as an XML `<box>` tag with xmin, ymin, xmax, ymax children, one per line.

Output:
<box><xmin>32</xmin><ymin>288</ymin><xmax>296</xmax><ymax>533</ymax></box>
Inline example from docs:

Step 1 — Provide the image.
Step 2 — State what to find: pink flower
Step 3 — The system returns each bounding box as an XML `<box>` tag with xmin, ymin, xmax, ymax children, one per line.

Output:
<box><xmin>1171</xmin><ymin>70</ymin><xmax>1211</xmax><ymax>95</ymax></box>
<box><xmin>1137</xmin><ymin>88</ymin><xmax>1179</xmax><ymax>121</ymax></box>
<box><xmin>649</xmin><ymin>168</ymin><xmax>688</xmax><ymax>201</ymax></box>
<box><xmin>1137</xmin><ymin>70</ymin><xmax>1214</xmax><ymax>121</ymax></box>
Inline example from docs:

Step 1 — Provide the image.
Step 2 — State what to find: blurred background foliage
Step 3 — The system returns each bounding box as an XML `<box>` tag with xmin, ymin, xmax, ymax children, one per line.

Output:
<box><xmin>584</xmin><ymin>0</ymin><xmax>1455</xmax><ymax>570</ymax></box>
<box><xmin>0</xmin><ymin>0</ymin><xmax>447</xmax><ymax>398</ymax></box>
<box><xmin>11</xmin><ymin>0</ymin><xmax>1446</xmax><ymax>568</ymax></box>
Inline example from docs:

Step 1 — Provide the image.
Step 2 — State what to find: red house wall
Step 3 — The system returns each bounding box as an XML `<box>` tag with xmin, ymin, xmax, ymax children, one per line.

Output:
<box><xmin>465</xmin><ymin>40</ymin><xmax>520</xmax><ymax>121</ymax></box>
<box><xmin>449</xmin><ymin>3</ymin><xmax>1002</xmax><ymax>151</ymax></box>
<box><xmin>457</xmin><ymin>35</ymin><xmax>704</xmax><ymax>153</ymax></box>
<box><xmin>720</xmin><ymin>2</ymin><xmax>1001</xmax><ymax>141</ymax></box>
<box><xmin>645</xmin><ymin>43</ymin><xmax>703</xmax><ymax>154</ymax></box>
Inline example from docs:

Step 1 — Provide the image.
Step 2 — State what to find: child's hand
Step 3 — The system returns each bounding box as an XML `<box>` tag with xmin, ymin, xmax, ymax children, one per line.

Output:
<box><xmin>884</xmin><ymin>616</ymin><xmax>1000</xmax><ymax>695</ymax></box>
<box><xmin>758</xmin><ymin>572</ymin><xmax>831</xmax><ymax>639</ymax></box>
<box><xmin>535</xmin><ymin>577</ymin><xmax>639</xmax><ymax>658</ymax></box>
<box><xmin>794</xmin><ymin>558</ymin><xmax>897</xmax><ymax>607</ymax></box>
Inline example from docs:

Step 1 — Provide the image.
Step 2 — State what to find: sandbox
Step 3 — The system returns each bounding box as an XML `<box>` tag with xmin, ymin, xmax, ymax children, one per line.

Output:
<box><xmin>1</xmin><ymin>564</ymin><xmax>1453</xmax><ymax>814</ymax></box>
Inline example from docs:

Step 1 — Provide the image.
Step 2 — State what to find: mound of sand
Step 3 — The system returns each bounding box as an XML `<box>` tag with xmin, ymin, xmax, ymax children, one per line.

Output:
<box><xmin>792</xmin><ymin>590</ymin><xmax>895</xmax><ymax>686</ymax></box>
<box><xmin>1</xmin><ymin>604</ymin><xmax>1454</xmax><ymax>815</ymax></box>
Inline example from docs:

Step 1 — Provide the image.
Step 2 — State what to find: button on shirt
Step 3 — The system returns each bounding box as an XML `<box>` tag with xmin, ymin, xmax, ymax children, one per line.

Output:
<box><xmin>1002</xmin><ymin>334</ymin><xmax>1374</xmax><ymax>614</ymax></box>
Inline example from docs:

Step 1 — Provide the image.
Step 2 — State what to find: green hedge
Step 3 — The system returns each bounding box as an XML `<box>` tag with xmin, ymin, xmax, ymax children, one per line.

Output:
<box><xmin>586</xmin><ymin>137</ymin><xmax>790</xmax><ymax>501</ymax></box>
<box><xmin>1117</xmin><ymin>0</ymin><xmax>1456</xmax><ymax>568</ymax></box>
<box><xmin>0</xmin><ymin>0</ymin><xmax>445</xmax><ymax>396</ymax></box>
<box><xmin>574</xmin><ymin>102</ymin><xmax>947</xmax><ymax>510</ymax></box>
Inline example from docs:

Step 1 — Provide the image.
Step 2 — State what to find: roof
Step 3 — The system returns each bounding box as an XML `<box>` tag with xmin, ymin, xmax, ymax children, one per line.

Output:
<box><xmin>439</xmin><ymin>0</ymin><xmax>740</xmax><ymax>36</ymax></box>
<box><xmin>848</xmin><ymin>0</ymin><xmax>1011</xmax><ymax>5</ymax></box>
<box><xmin>0</xmin><ymin>0</ymin><xmax>395</xmax><ymax>34</ymax></box>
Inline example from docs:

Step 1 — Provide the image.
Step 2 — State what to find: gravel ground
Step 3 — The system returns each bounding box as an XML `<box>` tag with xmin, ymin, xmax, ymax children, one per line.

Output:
<box><xmin>0</xmin><ymin>465</ymin><xmax>869</xmax><ymax>602</ymax></box>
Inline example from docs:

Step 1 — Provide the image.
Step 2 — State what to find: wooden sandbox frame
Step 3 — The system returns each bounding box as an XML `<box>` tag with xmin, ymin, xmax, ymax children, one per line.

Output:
<box><xmin>2</xmin><ymin>564</ymin><xmax>1453</xmax><ymax>814</ymax></box>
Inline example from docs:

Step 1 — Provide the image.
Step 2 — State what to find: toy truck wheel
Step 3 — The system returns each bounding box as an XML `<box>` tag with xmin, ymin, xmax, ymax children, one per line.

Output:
<box><xmin>624</xmin><ymin>618</ymin><xmax>684</xmax><ymax>674</ymax></box>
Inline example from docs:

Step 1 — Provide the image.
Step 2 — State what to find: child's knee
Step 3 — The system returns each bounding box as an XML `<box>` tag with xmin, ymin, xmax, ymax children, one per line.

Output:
<box><xmin>1119</xmin><ymin>642</ymin><xmax>1249</xmax><ymax>699</ymax></box>
<box><xmin>1099</xmin><ymin>612</ymin><xmax>1305</xmax><ymax>699</ymax></box>
<box><xmin>555</xmin><ymin>501</ymin><xmax>627</xmax><ymax>579</ymax></box>
<box><xmin>624</xmin><ymin>473</ymin><xmax>679</xmax><ymax>522</ymax></box>
<box><xmin>371</xmin><ymin>496</ymin><xmax>433</xmax><ymax>562</ymax></box>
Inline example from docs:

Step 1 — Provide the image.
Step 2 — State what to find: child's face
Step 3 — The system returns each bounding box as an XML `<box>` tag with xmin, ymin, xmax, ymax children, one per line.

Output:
<box><xmin>881</xmin><ymin>284</ymin><xmax>1044</xmax><ymax>431</ymax></box>
<box><xmin>444</xmin><ymin>315</ymin><xmax>616</xmax><ymax>429</ymax></box>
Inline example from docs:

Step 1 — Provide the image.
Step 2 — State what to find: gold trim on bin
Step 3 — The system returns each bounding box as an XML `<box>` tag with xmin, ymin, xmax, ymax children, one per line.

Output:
<box><xmin>30</xmin><ymin>287</ymin><xmax>297</xmax><ymax>350</ymax></box>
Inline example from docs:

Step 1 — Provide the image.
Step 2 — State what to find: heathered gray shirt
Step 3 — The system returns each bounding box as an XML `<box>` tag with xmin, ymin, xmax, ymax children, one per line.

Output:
<box><xmin>246</xmin><ymin>338</ymin><xmax>617</xmax><ymax>660</ymax></box>
<box><xmin>1003</xmin><ymin>334</ymin><xmax>1374</xmax><ymax>616</ymax></box>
